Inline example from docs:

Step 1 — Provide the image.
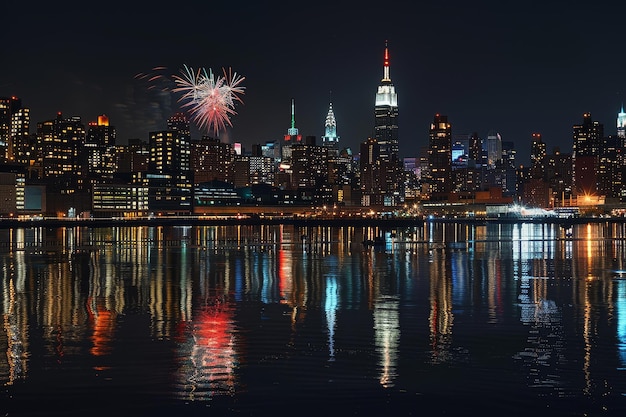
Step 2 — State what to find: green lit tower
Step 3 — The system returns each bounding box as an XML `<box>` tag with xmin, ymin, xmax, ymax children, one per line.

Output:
<box><xmin>285</xmin><ymin>98</ymin><xmax>300</xmax><ymax>140</ymax></box>
<box><xmin>281</xmin><ymin>98</ymin><xmax>301</xmax><ymax>163</ymax></box>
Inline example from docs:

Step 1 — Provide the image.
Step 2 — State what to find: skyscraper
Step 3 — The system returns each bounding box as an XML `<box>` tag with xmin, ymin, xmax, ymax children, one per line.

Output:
<box><xmin>374</xmin><ymin>41</ymin><xmax>399</xmax><ymax>162</ymax></box>
<box><xmin>484</xmin><ymin>130</ymin><xmax>502</xmax><ymax>168</ymax></box>
<box><xmin>572</xmin><ymin>112</ymin><xmax>603</xmax><ymax>196</ymax></box>
<box><xmin>500</xmin><ymin>140</ymin><xmax>517</xmax><ymax>196</ymax></box>
<box><xmin>371</xmin><ymin>41</ymin><xmax>402</xmax><ymax>205</ymax></box>
<box><xmin>530</xmin><ymin>132</ymin><xmax>546</xmax><ymax>180</ymax></box>
<box><xmin>85</xmin><ymin>114</ymin><xmax>116</xmax><ymax>178</ymax></box>
<box><xmin>427</xmin><ymin>114</ymin><xmax>452</xmax><ymax>198</ymax></box>
<box><xmin>617</xmin><ymin>104</ymin><xmax>626</xmax><ymax>139</ymax></box>
<box><xmin>321</xmin><ymin>100</ymin><xmax>339</xmax><ymax>149</ymax></box>
<box><xmin>467</xmin><ymin>132</ymin><xmax>482</xmax><ymax>165</ymax></box>
<box><xmin>282</xmin><ymin>98</ymin><xmax>301</xmax><ymax>163</ymax></box>
<box><xmin>167</xmin><ymin>112</ymin><xmax>191</xmax><ymax>181</ymax></box>
<box><xmin>10</xmin><ymin>106</ymin><xmax>31</xmax><ymax>165</ymax></box>
<box><xmin>36</xmin><ymin>112</ymin><xmax>86</xmax><ymax>180</ymax></box>
<box><xmin>191</xmin><ymin>136</ymin><xmax>234</xmax><ymax>185</ymax></box>
<box><xmin>360</xmin><ymin>137</ymin><xmax>382</xmax><ymax>206</ymax></box>
<box><xmin>0</xmin><ymin>96</ymin><xmax>25</xmax><ymax>164</ymax></box>
<box><xmin>147</xmin><ymin>113</ymin><xmax>192</xmax><ymax>214</ymax></box>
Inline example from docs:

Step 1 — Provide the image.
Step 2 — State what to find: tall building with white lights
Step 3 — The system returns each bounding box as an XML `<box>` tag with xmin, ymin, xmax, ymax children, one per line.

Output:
<box><xmin>146</xmin><ymin>113</ymin><xmax>192</xmax><ymax>214</ymax></box>
<box><xmin>321</xmin><ymin>100</ymin><xmax>339</xmax><ymax>149</ymax></box>
<box><xmin>10</xmin><ymin>106</ymin><xmax>31</xmax><ymax>165</ymax></box>
<box><xmin>367</xmin><ymin>41</ymin><xmax>402</xmax><ymax>205</ymax></box>
<box><xmin>617</xmin><ymin>104</ymin><xmax>626</xmax><ymax>139</ymax></box>
<box><xmin>374</xmin><ymin>41</ymin><xmax>399</xmax><ymax>162</ymax></box>
<box><xmin>36</xmin><ymin>112</ymin><xmax>86</xmax><ymax>179</ymax></box>
<box><xmin>0</xmin><ymin>96</ymin><xmax>29</xmax><ymax>164</ymax></box>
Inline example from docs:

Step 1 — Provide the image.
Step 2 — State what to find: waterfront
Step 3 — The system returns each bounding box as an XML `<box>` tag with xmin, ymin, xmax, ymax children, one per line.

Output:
<box><xmin>2</xmin><ymin>222</ymin><xmax>626</xmax><ymax>416</ymax></box>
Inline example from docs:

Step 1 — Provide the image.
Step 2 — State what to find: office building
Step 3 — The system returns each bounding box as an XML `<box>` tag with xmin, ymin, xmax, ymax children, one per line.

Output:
<box><xmin>572</xmin><ymin>112</ymin><xmax>603</xmax><ymax>196</ymax></box>
<box><xmin>427</xmin><ymin>113</ymin><xmax>452</xmax><ymax>199</ymax></box>
<box><xmin>147</xmin><ymin>114</ymin><xmax>192</xmax><ymax>214</ymax></box>
<box><xmin>0</xmin><ymin>96</ymin><xmax>25</xmax><ymax>163</ymax></box>
<box><xmin>191</xmin><ymin>136</ymin><xmax>234</xmax><ymax>185</ymax></box>
<box><xmin>530</xmin><ymin>133</ymin><xmax>546</xmax><ymax>180</ymax></box>
<box><xmin>85</xmin><ymin>114</ymin><xmax>117</xmax><ymax>178</ymax></box>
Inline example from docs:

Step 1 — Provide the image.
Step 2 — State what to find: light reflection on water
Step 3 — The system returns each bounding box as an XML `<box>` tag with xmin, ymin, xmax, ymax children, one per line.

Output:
<box><xmin>1</xmin><ymin>222</ymin><xmax>626</xmax><ymax>415</ymax></box>
<box><xmin>175</xmin><ymin>295</ymin><xmax>238</xmax><ymax>401</ymax></box>
<box><xmin>619</xmin><ymin>280</ymin><xmax>626</xmax><ymax>368</ymax></box>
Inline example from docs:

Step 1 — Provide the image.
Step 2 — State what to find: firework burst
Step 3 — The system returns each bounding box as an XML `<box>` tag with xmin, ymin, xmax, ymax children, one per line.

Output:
<box><xmin>172</xmin><ymin>64</ymin><xmax>246</xmax><ymax>137</ymax></box>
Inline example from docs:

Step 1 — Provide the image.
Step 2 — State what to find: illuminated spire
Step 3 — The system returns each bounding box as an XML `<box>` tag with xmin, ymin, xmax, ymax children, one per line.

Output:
<box><xmin>322</xmin><ymin>92</ymin><xmax>338</xmax><ymax>146</ymax></box>
<box><xmin>375</xmin><ymin>40</ymin><xmax>397</xmax><ymax>108</ymax></box>
<box><xmin>287</xmin><ymin>98</ymin><xmax>298</xmax><ymax>136</ymax></box>
<box><xmin>382</xmin><ymin>40</ymin><xmax>391</xmax><ymax>82</ymax></box>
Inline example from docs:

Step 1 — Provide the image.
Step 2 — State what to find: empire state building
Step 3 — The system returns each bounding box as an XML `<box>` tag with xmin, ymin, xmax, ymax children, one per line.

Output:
<box><xmin>368</xmin><ymin>41</ymin><xmax>402</xmax><ymax>206</ymax></box>
<box><xmin>374</xmin><ymin>41</ymin><xmax>399</xmax><ymax>162</ymax></box>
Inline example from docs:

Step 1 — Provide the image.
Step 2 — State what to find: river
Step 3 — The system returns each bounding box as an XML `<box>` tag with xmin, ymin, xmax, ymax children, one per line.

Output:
<box><xmin>1</xmin><ymin>222</ymin><xmax>626</xmax><ymax>416</ymax></box>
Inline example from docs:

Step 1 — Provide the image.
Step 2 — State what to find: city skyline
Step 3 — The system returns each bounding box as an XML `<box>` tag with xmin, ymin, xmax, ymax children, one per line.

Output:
<box><xmin>3</xmin><ymin>1</ymin><xmax>626</xmax><ymax>165</ymax></box>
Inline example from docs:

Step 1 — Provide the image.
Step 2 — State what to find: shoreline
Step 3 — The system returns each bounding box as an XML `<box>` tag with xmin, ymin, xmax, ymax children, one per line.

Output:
<box><xmin>0</xmin><ymin>215</ymin><xmax>620</xmax><ymax>229</ymax></box>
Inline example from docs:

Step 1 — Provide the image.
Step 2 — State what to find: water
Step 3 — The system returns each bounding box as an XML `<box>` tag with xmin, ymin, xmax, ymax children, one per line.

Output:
<box><xmin>1</xmin><ymin>222</ymin><xmax>626</xmax><ymax>416</ymax></box>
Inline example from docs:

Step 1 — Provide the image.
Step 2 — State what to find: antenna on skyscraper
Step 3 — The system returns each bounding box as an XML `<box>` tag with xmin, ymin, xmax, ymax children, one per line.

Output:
<box><xmin>382</xmin><ymin>40</ymin><xmax>391</xmax><ymax>82</ymax></box>
<box><xmin>287</xmin><ymin>98</ymin><xmax>298</xmax><ymax>136</ymax></box>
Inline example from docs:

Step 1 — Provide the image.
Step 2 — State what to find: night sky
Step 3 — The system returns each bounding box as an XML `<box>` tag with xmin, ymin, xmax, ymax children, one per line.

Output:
<box><xmin>3</xmin><ymin>0</ymin><xmax>625</xmax><ymax>165</ymax></box>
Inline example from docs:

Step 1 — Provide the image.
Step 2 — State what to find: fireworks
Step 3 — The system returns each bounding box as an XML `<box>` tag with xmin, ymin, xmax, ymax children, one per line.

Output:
<box><xmin>172</xmin><ymin>64</ymin><xmax>246</xmax><ymax>136</ymax></box>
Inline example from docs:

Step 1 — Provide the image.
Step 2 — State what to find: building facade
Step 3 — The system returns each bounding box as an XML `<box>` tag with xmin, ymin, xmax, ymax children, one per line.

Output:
<box><xmin>427</xmin><ymin>114</ymin><xmax>452</xmax><ymax>199</ymax></box>
<box><xmin>572</xmin><ymin>112</ymin><xmax>603</xmax><ymax>196</ymax></box>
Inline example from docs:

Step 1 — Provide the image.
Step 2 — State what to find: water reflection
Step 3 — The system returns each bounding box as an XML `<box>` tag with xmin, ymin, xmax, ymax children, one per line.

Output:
<box><xmin>324</xmin><ymin>267</ymin><xmax>338</xmax><ymax>361</ymax></box>
<box><xmin>618</xmin><ymin>280</ymin><xmax>626</xmax><ymax>368</ymax></box>
<box><xmin>428</xmin><ymin>245</ymin><xmax>454</xmax><ymax>365</ymax></box>
<box><xmin>374</xmin><ymin>294</ymin><xmax>399</xmax><ymax>387</ymax></box>
<box><xmin>1</xmin><ymin>222</ymin><xmax>626</xmax><ymax>414</ymax></box>
<box><xmin>176</xmin><ymin>296</ymin><xmax>238</xmax><ymax>400</ymax></box>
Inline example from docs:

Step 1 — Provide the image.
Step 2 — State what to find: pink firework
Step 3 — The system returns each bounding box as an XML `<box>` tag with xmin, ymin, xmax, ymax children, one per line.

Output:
<box><xmin>172</xmin><ymin>65</ymin><xmax>246</xmax><ymax>136</ymax></box>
